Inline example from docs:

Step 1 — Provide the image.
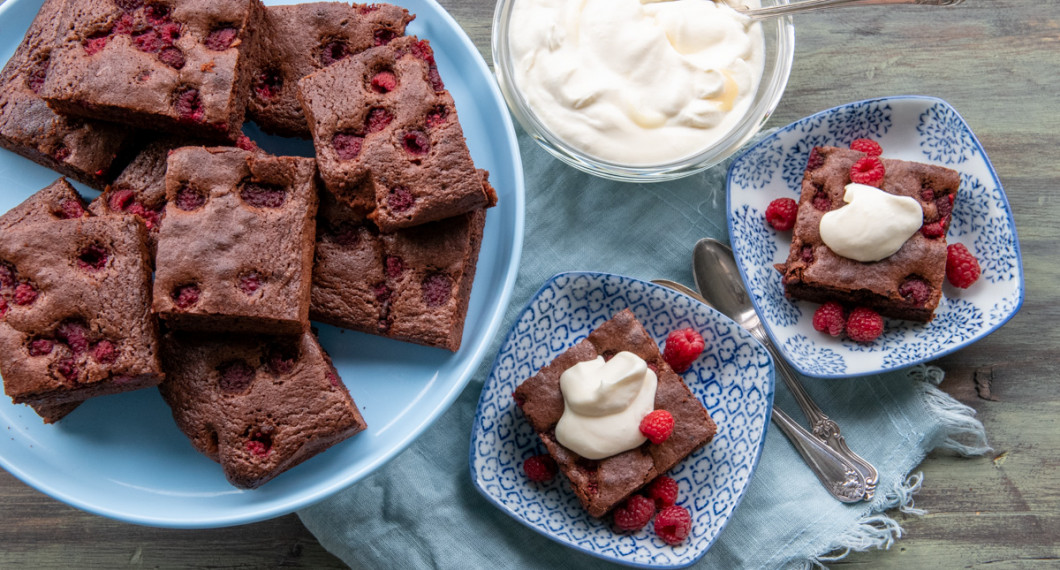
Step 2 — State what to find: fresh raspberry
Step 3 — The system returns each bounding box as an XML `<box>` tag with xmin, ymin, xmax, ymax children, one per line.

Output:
<box><xmin>764</xmin><ymin>197</ymin><xmax>798</xmax><ymax>231</ymax></box>
<box><xmin>401</xmin><ymin>130</ymin><xmax>430</xmax><ymax>156</ymax></box>
<box><xmin>77</xmin><ymin>244</ymin><xmax>109</xmax><ymax>271</ymax></box>
<box><xmin>422</xmin><ymin>273</ymin><xmax>452</xmax><ymax>307</ymax></box>
<box><xmin>426</xmin><ymin>105</ymin><xmax>448</xmax><ymax>128</ymax></box>
<box><xmin>365</xmin><ymin>107</ymin><xmax>394</xmax><ymax>133</ymax></box>
<box><xmin>387</xmin><ymin>186</ymin><xmax>415</xmax><ymax>212</ymax></box>
<box><xmin>370</xmin><ymin>70</ymin><xmax>397</xmax><ymax>93</ymax></box>
<box><xmin>158</xmin><ymin>46</ymin><xmax>185</xmax><ymax>69</ymax></box>
<box><xmin>812</xmin><ymin>301</ymin><xmax>846</xmax><ymax>337</ymax></box>
<box><xmin>239</xmin><ymin>272</ymin><xmax>262</xmax><ymax>295</ymax></box>
<box><xmin>374</xmin><ymin>28</ymin><xmax>398</xmax><ymax>46</ymax></box>
<box><xmin>654</xmin><ymin>505</ymin><xmax>692</xmax><ymax>545</ymax></box>
<box><xmin>898</xmin><ymin>276</ymin><xmax>931</xmax><ymax>305</ymax></box>
<box><xmin>92</xmin><ymin>340</ymin><xmax>118</xmax><ymax>364</ymax></box>
<box><xmin>28</xmin><ymin>338</ymin><xmax>53</xmax><ymax>356</ymax></box>
<box><xmin>523</xmin><ymin>454</ymin><xmax>557</xmax><ymax>482</ymax></box>
<box><xmin>172</xmin><ymin>283</ymin><xmax>200</xmax><ymax>309</ymax></box>
<box><xmin>613</xmin><ymin>495</ymin><xmax>655</xmax><ymax>531</ymax></box>
<box><xmin>646</xmin><ymin>476</ymin><xmax>679</xmax><ymax>510</ymax></box>
<box><xmin>14</xmin><ymin>283</ymin><xmax>37</xmax><ymax>305</ymax></box>
<box><xmin>240</xmin><ymin>183</ymin><xmax>287</xmax><ymax>208</ymax></box>
<box><xmin>204</xmin><ymin>27</ymin><xmax>239</xmax><ymax>51</ymax></box>
<box><xmin>850</xmin><ymin>138</ymin><xmax>883</xmax><ymax>156</ymax></box>
<box><xmin>639</xmin><ymin>410</ymin><xmax>675</xmax><ymax>444</ymax></box>
<box><xmin>175</xmin><ymin>184</ymin><xmax>205</xmax><ymax>211</ymax></box>
<box><xmin>319</xmin><ymin>40</ymin><xmax>350</xmax><ymax>66</ymax></box>
<box><xmin>58</xmin><ymin>198</ymin><xmax>85</xmax><ymax>219</ymax></box>
<box><xmin>332</xmin><ymin>132</ymin><xmax>364</xmax><ymax>161</ymax></box>
<box><xmin>946</xmin><ymin>243</ymin><xmax>981</xmax><ymax>288</ymax></box>
<box><xmin>218</xmin><ymin>360</ymin><xmax>254</xmax><ymax>392</ymax></box>
<box><xmin>662</xmin><ymin>328</ymin><xmax>705</xmax><ymax>373</ymax></box>
<box><xmin>849</xmin><ymin>156</ymin><xmax>885</xmax><ymax>186</ymax></box>
<box><xmin>846</xmin><ymin>307</ymin><xmax>884</xmax><ymax>343</ymax></box>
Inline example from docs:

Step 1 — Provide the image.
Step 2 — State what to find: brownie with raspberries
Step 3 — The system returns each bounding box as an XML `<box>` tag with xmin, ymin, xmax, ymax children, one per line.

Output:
<box><xmin>38</xmin><ymin>0</ymin><xmax>268</xmax><ymax>142</ymax></box>
<box><xmin>0</xmin><ymin>178</ymin><xmax>89</xmax><ymax>231</ymax></box>
<box><xmin>298</xmin><ymin>35</ymin><xmax>497</xmax><ymax>232</ymax></box>
<box><xmin>249</xmin><ymin>1</ymin><xmax>413</xmax><ymax>137</ymax></box>
<box><xmin>0</xmin><ymin>216</ymin><xmax>162</xmax><ymax>410</ymax></box>
<box><xmin>152</xmin><ymin>146</ymin><xmax>318</xmax><ymax>334</ymax></box>
<box><xmin>158</xmin><ymin>329</ymin><xmax>367</xmax><ymax>489</ymax></box>
<box><xmin>310</xmin><ymin>177</ymin><xmax>489</xmax><ymax>351</ymax></box>
<box><xmin>513</xmin><ymin>309</ymin><xmax>717</xmax><ymax>518</ymax></box>
<box><xmin>775</xmin><ymin>146</ymin><xmax>960</xmax><ymax>322</ymax></box>
<box><xmin>0</xmin><ymin>0</ymin><xmax>134</xmax><ymax>189</ymax></box>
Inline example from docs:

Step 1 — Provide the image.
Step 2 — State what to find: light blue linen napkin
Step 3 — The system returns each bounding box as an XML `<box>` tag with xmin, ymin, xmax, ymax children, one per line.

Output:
<box><xmin>298</xmin><ymin>131</ymin><xmax>990</xmax><ymax>568</ymax></box>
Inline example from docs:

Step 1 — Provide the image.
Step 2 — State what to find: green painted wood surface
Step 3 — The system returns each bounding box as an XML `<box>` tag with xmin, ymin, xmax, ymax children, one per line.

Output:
<box><xmin>1</xmin><ymin>0</ymin><xmax>1057</xmax><ymax>567</ymax></box>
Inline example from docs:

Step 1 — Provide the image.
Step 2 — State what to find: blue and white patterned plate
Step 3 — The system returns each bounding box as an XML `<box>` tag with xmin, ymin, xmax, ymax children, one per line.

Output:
<box><xmin>469</xmin><ymin>272</ymin><xmax>774</xmax><ymax>569</ymax></box>
<box><xmin>727</xmin><ymin>96</ymin><xmax>1024</xmax><ymax>378</ymax></box>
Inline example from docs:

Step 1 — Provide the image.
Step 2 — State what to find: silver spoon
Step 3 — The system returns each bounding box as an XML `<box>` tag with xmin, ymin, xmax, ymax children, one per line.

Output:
<box><xmin>650</xmin><ymin>278</ymin><xmax>867</xmax><ymax>503</ymax></box>
<box><xmin>691</xmin><ymin>238</ymin><xmax>878</xmax><ymax>500</ymax></box>
<box><xmin>735</xmin><ymin>0</ymin><xmax>965</xmax><ymax>21</ymax></box>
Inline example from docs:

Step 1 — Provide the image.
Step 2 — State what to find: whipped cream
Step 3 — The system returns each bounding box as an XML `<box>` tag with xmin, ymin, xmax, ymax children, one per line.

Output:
<box><xmin>508</xmin><ymin>0</ymin><xmax>764</xmax><ymax>165</ymax></box>
<box><xmin>555</xmin><ymin>352</ymin><xmax>658</xmax><ymax>460</ymax></box>
<box><xmin>819</xmin><ymin>183</ymin><xmax>924</xmax><ymax>262</ymax></box>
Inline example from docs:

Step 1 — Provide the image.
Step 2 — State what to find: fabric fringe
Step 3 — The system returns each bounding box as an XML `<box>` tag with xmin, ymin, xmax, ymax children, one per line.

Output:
<box><xmin>800</xmin><ymin>365</ymin><xmax>989</xmax><ymax>568</ymax></box>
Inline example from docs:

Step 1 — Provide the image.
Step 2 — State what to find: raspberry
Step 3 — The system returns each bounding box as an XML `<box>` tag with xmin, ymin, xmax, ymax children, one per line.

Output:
<box><xmin>846</xmin><ymin>307</ymin><xmax>884</xmax><ymax>343</ymax></box>
<box><xmin>77</xmin><ymin>244</ymin><xmax>109</xmax><ymax>271</ymax></box>
<box><xmin>239</xmin><ymin>272</ymin><xmax>262</xmax><ymax>295</ymax></box>
<box><xmin>401</xmin><ymin>130</ymin><xmax>430</xmax><ymax>156</ymax></box>
<box><xmin>14</xmin><ymin>283</ymin><xmax>37</xmax><ymax>305</ymax></box>
<box><xmin>800</xmin><ymin>245</ymin><xmax>814</xmax><ymax>263</ymax></box>
<box><xmin>144</xmin><ymin>3</ymin><xmax>170</xmax><ymax>24</ymax></box>
<box><xmin>175</xmin><ymin>184</ymin><xmax>205</xmax><ymax>211</ymax></box>
<box><xmin>849</xmin><ymin>156</ymin><xmax>885</xmax><ymax>186</ymax></box>
<box><xmin>133</xmin><ymin>29</ymin><xmax>164</xmax><ymax>53</ymax></box>
<box><xmin>158</xmin><ymin>46</ymin><xmax>185</xmax><ymax>69</ymax></box>
<box><xmin>266</xmin><ymin>345</ymin><xmax>297</xmax><ymax>375</ymax></box>
<box><xmin>654</xmin><ymin>505</ymin><xmax>692</xmax><ymax>545</ymax></box>
<box><xmin>764</xmin><ymin>197</ymin><xmax>798</xmax><ymax>231</ymax></box>
<box><xmin>236</xmin><ymin>135</ymin><xmax>258</xmax><ymax>152</ymax></box>
<box><xmin>254</xmin><ymin>68</ymin><xmax>283</xmax><ymax>100</ymax></box>
<box><xmin>245</xmin><ymin>428</ymin><xmax>272</xmax><ymax>457</ymax></box>
<box><xmin>365</xmin><ymin>108</ymin><xmax>394</xmax><ymax>133</ymax></box>
<box><xmin>850</xmin><ymin>138</ymin><xmax>883</xmax><ymax>156</ymax></box>
<box><xmin>646</xmin><ymin>476</ymin><xmax>679</xmax><ymax>509</ymax></box>
<box><xmin>57</xmin><ymin>320</ymin><xmax>90</xmax><ymax>354</ymax></box>
<box><xmin>812</xmin><ymin>187</ymin><xmax>832</xmax><ymax>212</ymax></box>
<box><xmin>172</xmin><ymin>283</ymin><xmax>200</xmax><ymax>309</ymax></box>
<box><xmin>326</xmin><ymin>370</ymin><xmax>340</xmax><ymax>387</ymax></box>
<box><xmin>427</xmin><ymin>66</ymin><xmax>445</xmax><ymax>92</ymax></box>
<box><xmin>217</xmin><ymin>360</ymin><xmax>254</xmax><ymax>392</ymax></box>
<box><xmin>374</xmin><ymin>28</ymin><xmax>398</xmax><ymax>46</ymax></box>
<box><xmin>240</xmin><ymin>183</ymin><xmax>286</xmax><ymax>208</ymax></box>
<box><xmin>83</xmin><ymin>33</ymin><xmax>110</xmax><ymax>55</ymax></box>
<box><xmin>204</xmin><ymin>27</ymin><xmax>238</xmax><ymax>51</ymax></box>
<box><xmin>812</xmin><ymin>301</ymin><xmax>846</xmax><ymax>337</ymax></box>
<box><xmin>806</xmin><ymin>147</ymin><xmax>825</xmax><ymax>171</ymax></box>
<box><xmin>320</xmin><ymin>40</ymin><xmax>349</xmax><ymax>66</ymax></box>
<box><xmin>426</xmin><ymin>105</ymin><xmax>448</xmax><ymax>128</ymax></box>
<box><xmin>56</xmin><ymin>356</ymin><xmax>79</xmax><ymax>383</ymax></box>
<box><xmin>422</xmin><ymin>273</ymin><xmax>452</xmax><ymax>307</ymax></box>
<box><xmin>387</xmin><ymin>186</ymin><xmax>415</xmax><ymax>212</ymax></box>
<box><xmin>946</xmin><ymin>243</ymin><xmax>981</xmax><ymax>288</ymax></box>
<box><xmin>370</xmin><ymin>70</ymin><xmax>397</xmax><ymax>93</ymax></box>
<box><xmin>175</xmin><ymin>87</ymin><xmax>205</xmax><ymax>122</ymax></box>
<box><xmin>385</xmin><ymin>255</ymin><xmax>405</xmax><ymax>278</ymax></box>
<box><xmin>58</xmin><ymin>198</ymin><xmax>85</xmax><ymax>219</ymax></box>
<box><xmin>614</xmin><ymin>495</ymin><xmax>655</xmax><ymax>531</ymax></box>
<box><xmin>0</xmin><ymin>297</ymin><xmax>7</xmax><ymax>318</ymax></box>
<box><xmin>26</xmin><ymin>58</ymin><xmax>49</xmax><ymax>94</ymax></box>
<box><xmin>523</xmin><ymin>454</ymin><xmax>557</xmax><ymax>482</ymax></box>
<box><xmin>28</xmin><ymin>339</ymin><xmax>53</xmax><ymax>356</ymax></box>
<box><xmin>114</xmin><ymin>12</ymin><xmax>135</xmax><ymax>35</ymax></box>
<box><xmin>898</xmin><ymin>276</ymin><xmax>931</xmax><ymax>305</ymax></box>
<box><xmin>0</xmin><ymin>264</ymin><xmax>13</xmax><ymax>289</ymax></box>
<box><xmin>109</xmin><ymin>188</ymin><xmax>136</xmax><ymax>212</ymax></box>
<box><xmin>639</xmin><ymin>410</ymin><xmax>675</xmax><ymax>444</ymax></box>
<box><xmin>662</xmin><ymin>328</ymin><xmax>705</xmax><ymax>373</ymax></box>
<box><xmin>920</xmin><ymin>220</ymin><xmax>945</xmax><ymax>238</ymax></box>
<box><xmin>92</xmin><ymin>340</ymin><xmax>118</xmax><ymax>364</ymax></box>
<box><xmin>332</xmin><ymin>132</ymin><xmax>364</xmax><ymax>160</ymax></box>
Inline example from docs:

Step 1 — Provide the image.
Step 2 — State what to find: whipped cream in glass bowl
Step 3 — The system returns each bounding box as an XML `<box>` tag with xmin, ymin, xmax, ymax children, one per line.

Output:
<box><xmin>492</xmin><ymin>0</ymin><xmax>794</xmax><ymax>182</ymax></box>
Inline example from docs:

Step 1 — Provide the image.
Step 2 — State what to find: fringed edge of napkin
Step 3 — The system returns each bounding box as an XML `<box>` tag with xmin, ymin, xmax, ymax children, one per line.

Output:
<box><xmin>795</xmin><ymin>365</ymin><xmax>992</xmax><ymax>569</ymax></box>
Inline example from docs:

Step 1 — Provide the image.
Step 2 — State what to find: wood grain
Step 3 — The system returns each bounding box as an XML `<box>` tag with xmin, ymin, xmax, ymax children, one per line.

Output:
<box><xmin>1</xmin><ymin>0</ymin><xmax>1058</xmax><ymax>567</ymax></box>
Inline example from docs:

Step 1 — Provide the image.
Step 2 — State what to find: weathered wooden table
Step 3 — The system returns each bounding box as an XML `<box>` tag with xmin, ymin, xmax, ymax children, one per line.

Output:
<box><xmin>1</xmin><ymin>0</ymin><xmax>1057</xmax><ymax>567</ymax></box>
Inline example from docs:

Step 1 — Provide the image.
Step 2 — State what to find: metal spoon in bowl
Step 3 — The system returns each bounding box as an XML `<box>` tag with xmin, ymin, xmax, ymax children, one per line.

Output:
<box><xmin>650</xmin><ymin>279</ymin><xmax>867</xmax><ymax>503</ymax></box>
<box><xmin>734</xmin><ymin>0</ymin><xmax>965</xmax><ymax>22</ymax></box>
<box><xmin>691</xmin><ymin>238</ymin><xmax>879</xmax><ymax>500</ymax></box>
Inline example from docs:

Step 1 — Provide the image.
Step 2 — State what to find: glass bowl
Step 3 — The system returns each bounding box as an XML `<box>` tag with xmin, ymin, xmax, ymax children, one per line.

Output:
<box><xmin>491</xmin><ymin>0</ymin><xmax>795</xmax><ymax>183</ymax></box>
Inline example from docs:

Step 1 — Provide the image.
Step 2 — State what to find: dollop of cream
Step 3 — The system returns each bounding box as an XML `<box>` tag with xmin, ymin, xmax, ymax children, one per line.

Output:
<box><xmin>555</xmin><ymin>352</ymin><xmax>658</xmax><ymax>460</ymax></box>
<box><xmin>819</xmin><ymin>183</ymin><xmax>924</xmax><ymax>262</ymax></box>
<box><xmin>508</xmin><ymin>0</ymin><xmax>764</xmax><ymax>165</ymax></box>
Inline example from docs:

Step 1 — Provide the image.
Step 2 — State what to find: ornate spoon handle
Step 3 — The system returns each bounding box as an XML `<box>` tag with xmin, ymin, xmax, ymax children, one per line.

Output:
<box><xmin>737</xmin><ymin>0</ymin><xmax>965</xmax><ymax>21</ymax></box>
<box><xmin>771</xmin><ymin>407</ymin><xmax>867</xmax><ymax>502</ymax></box>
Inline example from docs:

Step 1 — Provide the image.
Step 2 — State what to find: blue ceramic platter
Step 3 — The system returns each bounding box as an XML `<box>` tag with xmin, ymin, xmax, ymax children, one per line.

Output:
<box><xmin>727</xmin><ymin>96</ymin><xmax>1023</xmax><ymax>378</ymax></box>
<box><xmin>0</xmin><ymin>0</ymin><xmax>524</xmax><ymax>527</ymax></box>
<box><xmin>469</xmin><ymin>272</ymin><xmax>774</xmax><ymax>569</ymax></box>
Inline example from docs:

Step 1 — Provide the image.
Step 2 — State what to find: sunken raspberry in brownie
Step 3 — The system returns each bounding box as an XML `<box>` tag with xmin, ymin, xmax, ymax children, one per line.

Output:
<box><xmin>0</xmin><ymin>178</ymin><xmax>88</xmax><ymax>231</ymax></box>
<box><xmin>0</xmin><ymin>0</ymin><xmax>134</xmax><ymax>189</ymax></box>
<box><xmin>152</xmin><ymin>147</ymin><xmax>318</xmax><ymax>334</ymax></box>
<box><xmin>776</xmin><ymin>146</ymin><xmax>960</xmax><ymax>322</ymax></box>
<box><xmin>0</xmin><ymin>216</ymin><xmax>162</xmax><ymax>409</ymax></box>
<box><xmin>39</xmin><ymin>0</ymin><xmax>268</xmax><ymax>141</ymax></box>
<box><xmin>310</xmin><ymin>175</ymin><xmax>489</xmax><ymax>351</ymax></box>
<box><xmin>158</xmin><ymin>329</ymin><xmax>367</xmax><ymax>489</ymax></box>
<box><xmin>297</xmin><ymin>35</ymin><xmax>497</xmax><ymax>232</ymax></box>
<box><xmin>249</xmin><ymin>2</ymin><xmax>413</xmax><ymax>137</ymax></box>
<box><xmin>513</xmin><ymin>309</ymin><xmax>717</xmax><ymax>518</ymax></box>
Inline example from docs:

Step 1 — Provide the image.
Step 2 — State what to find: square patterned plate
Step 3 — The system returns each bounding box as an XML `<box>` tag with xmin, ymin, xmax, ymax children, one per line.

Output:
<box><xmin>469</xmin><ymin>272</ymin><xmax>774</xmax><ymax>568</ymax></box>
<box><xmin>727</xmin><ymin>95</ymin><xmax>1023</xmax><ymax>378</ymax></box>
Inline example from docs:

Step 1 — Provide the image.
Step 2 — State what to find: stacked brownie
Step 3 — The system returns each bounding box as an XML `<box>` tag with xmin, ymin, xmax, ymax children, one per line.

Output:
<box><xmin>776</xmin><ymin>146</ymin><xmax>960</xmax><ymax>322</ymax></box>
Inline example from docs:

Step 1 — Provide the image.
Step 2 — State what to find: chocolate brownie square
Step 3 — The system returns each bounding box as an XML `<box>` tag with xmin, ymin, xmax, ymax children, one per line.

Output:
<box><xmin>513</xmin><ymin>309</ymin><xmax>717</xmax><ymax>517</ymax></box>
<box><xmin>39</xmin><ymin>0</ymin><xmax>268</xmax><ymax>141</ymax></box>
<box><xmin>249</xmin><ymin>1</ymin><xmax>412</xmax><ymax>137</ymax></box>
<box><xmin>0</xmin><ymin>0</ymin><xmax>134</xmax><ymax>188</ymax></box>
<box><xmin>310</xmin><ymin>175</ymin><xmax>489</xmax><ymax>351</ymax></box>
<box><xmin>0</xmin><ymin>178</ymin><xmax>88</xmax><ymax>230</ymax></box>
<box><xmin>298</xmin><ymin>35</ymin><xmax>497</xmax><ymax>231</ymax></box>
<box><xmin>0</xmin><ymin>216</ymin><xmax>162</xmax><ymax>409</ymax></box>
<box><xmin>776</xmin><ymin>146</ymin><xmax>960</xmax><ymax>322</ymax></box>
<box><xmin>158</xmin><ymin>329</ymin><xmax>367</xmax><ymax>489</ymax></box>
<box><xmin>152</xmin><ymin>147</ymin><xmax>318</xmax><ymax>334</ymax></box>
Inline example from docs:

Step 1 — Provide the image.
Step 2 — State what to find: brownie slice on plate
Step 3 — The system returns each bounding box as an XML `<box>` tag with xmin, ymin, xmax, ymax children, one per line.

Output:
<box><xmin>159</xmin><ymin>329</ymin><xmax>367</xmax><ymax>489</ymax></box>
<box><xmin>152</xmin><ymin>147</ymin><xmax>318</xmax><ymax>334</ymax></box>
<box><xmin>0</xmin><ymin>0</ymin><xmax>134</xmax><ymax>189</ymax></box>
<box><xmin>298</xmin><ymin>35</ymin><xmax>497</xmax><ymax>231</ymax></box>
<box><xmin>776</xmin><ymin>146</ymin><xmax>960</xmax><ymax>322</ymax></box>
<box><xmin>513</xmin><ymin>309</ymin><xmax>717</xmax><ymax>517</ymax></box>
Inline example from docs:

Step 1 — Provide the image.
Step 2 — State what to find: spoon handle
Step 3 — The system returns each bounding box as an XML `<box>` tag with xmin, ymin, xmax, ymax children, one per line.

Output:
<box><xmin>739</xmin><ymin>0</ymin><xmax>965</xmax><ymax>20</ymax></box>
<box><xmin>770</xmin><ymin>407</ymin><xmax>867</xmax><ymax>503</ymax></box>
